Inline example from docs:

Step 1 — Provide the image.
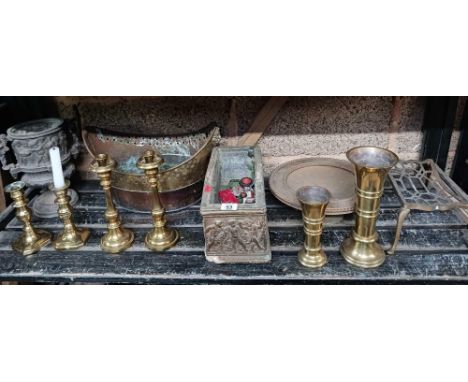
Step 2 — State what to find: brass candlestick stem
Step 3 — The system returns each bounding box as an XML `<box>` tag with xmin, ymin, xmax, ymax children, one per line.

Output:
<box><xmin>90</xmin><ymin>154</ymin><xmax>134</xmax><ymax>253</ymax></box>
<box><xmin>50</xmin><ymin>180</ymin><xmax>90</xmax><ymax>250</ymax></box>
<box><xmin>5</xmin><ymin>181</ymin><xmax>51</xmax><ymax>255</ymax></box>
<box><xmin>297</xmin><ymin>186</ymin><xmax>330</xmax><ymax>268</ymax></box>
<box><xmin>137</xmin><ymin>150</ymin><xmax>179</xmax><ymax>251</ymax></box>
<box><xmin>340</xmin><ymin>146</ymin><xmax>399</xmax><ymax>268</ymax></box>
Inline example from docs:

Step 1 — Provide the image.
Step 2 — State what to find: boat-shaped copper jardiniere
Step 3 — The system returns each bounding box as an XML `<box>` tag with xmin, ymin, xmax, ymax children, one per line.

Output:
<box><xmin>82</xmin><ymin>124</ymin><xmax>220</xmax><ymax>212</ymax></box>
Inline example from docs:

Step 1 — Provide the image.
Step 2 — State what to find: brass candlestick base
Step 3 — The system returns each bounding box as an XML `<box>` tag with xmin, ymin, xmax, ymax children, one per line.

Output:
<box><xmin>297</xmin><ymin>186</ymin><xmax>330</xmax><ymax>269</ymax></box>
<box><xmin>5</xmin><ymin>181</ymin><xmax>51</xmax><ymax>256</ymax></box>
<box><xmin>50</xmin><ymin>180</ymin><xmax>90</xmax><ymax>250</ymax></box>
<box><xmin>90</xmin><ymin>154</ymin><xmax>134</xmax><ymax>253</ymax></box>
<box><xmin>137</xmin><ymin>150</ymin><xmax>179</xmax><ymax>252</ymax></box>
<box><xmin>340</xmin><ymin>146</ymin><xmax>399</xmax><ymax>268</ymax></box>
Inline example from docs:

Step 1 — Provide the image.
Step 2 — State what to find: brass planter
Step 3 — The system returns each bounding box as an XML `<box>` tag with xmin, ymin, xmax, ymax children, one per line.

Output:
<box><xmin>82</xmin><ymin>124</ymin><xmax>220</xmax><ymax>212</ymax></box>
<box><xmin>340</xmin><ymin>146</ymin><xmax>399</xmax><ymax>268</ymax></box>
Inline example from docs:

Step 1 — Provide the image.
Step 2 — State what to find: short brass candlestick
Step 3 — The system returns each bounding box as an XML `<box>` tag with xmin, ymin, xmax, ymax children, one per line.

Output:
<box><xmin>137</xmin><ymin>150</ymin><xmax>179</xmax><ymax>251</ymax></box>
<box><xmin>5</xmin><ymin>181</ymin><xmax>51</xmax><ymax>255</ymax></box>
<box><xmin>340</xmin><ymin>146</ymin><xmax>399</xmax><ymax>268</ymax></box>
<box><xmin>50</xmin><ymin>180</ymin><xmax>90</xmax><ymax>250</ymax></box>
<box><xmin>297</xmin><ymin>186</ymin><xmax>331</xmax><ymax>268</ymax></box>
<box><xmin>90</xmin><ymin>154</ymin><xmax>134</xmax><ymax>253</ymax></box>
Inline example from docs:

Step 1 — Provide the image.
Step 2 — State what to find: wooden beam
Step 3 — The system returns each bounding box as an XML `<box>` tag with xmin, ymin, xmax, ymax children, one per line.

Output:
<box><xmin>387</xmin><ymin>96</ymin><xmax>402</xmax><ymax>153</ymax></box>
<box><xmin>237</xmin><ymin>96</ymin><xmax>288</xmax><ymax>147</ymax></box>
<box><xmin>225</xmin><ymin>97</ymin><xmax>239</xmax><ymax>138</ymax></box>
<box><xmin>225</xmin><ymin>97</ymin><xmax>240</xmax><ymax>146</ymax></box>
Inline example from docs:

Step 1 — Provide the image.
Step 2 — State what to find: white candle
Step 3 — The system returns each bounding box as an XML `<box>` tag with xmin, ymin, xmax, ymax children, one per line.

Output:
<box><xmin>49</xmin><ymin>146</ymin><xmax>65</xmax><ymax>189</ymax></box>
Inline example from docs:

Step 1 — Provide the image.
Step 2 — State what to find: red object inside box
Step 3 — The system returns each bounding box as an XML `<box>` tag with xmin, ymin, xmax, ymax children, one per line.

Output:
<box><xmin>218</xmin><ymin>188</ymin><xmax>238</xmax><ymax>204</ymax></box>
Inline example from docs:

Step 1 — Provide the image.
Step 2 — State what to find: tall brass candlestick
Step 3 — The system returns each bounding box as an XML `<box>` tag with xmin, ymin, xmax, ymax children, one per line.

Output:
<box><xmin>50</xmin><ymin>180</ymin><xmax>90</xmax><ymax>250</ymax></box>
<box><xmin>5</xmin><ymin>181</ymin><xmax>51</xmax><ymax>255</ymax></box>
<box><xmin>90</xmin><ymin>154</ymin><xmax>134</xmax><ymax>253</ymax></box>
<box><xmin>340</xmin><ymin>146</ymin><xmax>398</xmax><ymax>268</ymax></box>
<box><xmin>297</xmin><ymin>186</ymin><xmax>330</xmax><ymax>268</ymax></box>
<box><xmin>137</xmin><ymin>150</ymin><xmax>179</xmax><ymax>251</ymax></box>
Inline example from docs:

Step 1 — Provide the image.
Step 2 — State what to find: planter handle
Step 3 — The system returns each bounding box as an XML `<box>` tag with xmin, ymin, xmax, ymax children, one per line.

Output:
<box><xmin>69</xmin><ymin>130</ymin><xmax>82</xmax><ymax>158</ymax></box>
<box><xmin>0</xmin><ymin>134</ymin><xmax>17</xmax><ymax>175</ymax></box>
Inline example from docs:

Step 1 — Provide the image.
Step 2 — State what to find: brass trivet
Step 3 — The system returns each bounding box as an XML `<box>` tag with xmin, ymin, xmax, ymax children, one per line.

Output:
<box><xmin>387</xmin><ymin>159</ymin><xmax>468</xmax><ymax>254</ymax></box>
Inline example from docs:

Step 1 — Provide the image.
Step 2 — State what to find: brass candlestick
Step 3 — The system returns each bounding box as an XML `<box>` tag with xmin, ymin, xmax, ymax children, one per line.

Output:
<box><xmin>90</xmin><ymin>154</ymin><xmax>134</xmax><ymax>253</ymax></box>
<box><xmin>5</xmin><ymin>181</ymin><xmax>51</xmax><ymax>255</ymax></box>
<box><xmin>50</xmin><ymin>180</ymin><xmax>90</xmax><ymax>250</ymax></box>
<box><xmin>297</xmin><ymin>186</ymin><xmax>330</xmax><ymax>268</ymax></box>
<box><xmin>340</xmin><ymin>146</ymin><xmax>399</xmax><ymax>268</ymax></box>
<box><xmin>137</xmin><ymin>150</ymin><xmax>179</xmax><ymax>251</ymax></box>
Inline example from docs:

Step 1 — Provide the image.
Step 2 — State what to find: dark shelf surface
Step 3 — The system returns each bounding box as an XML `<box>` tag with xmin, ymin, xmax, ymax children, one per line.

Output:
<box><xmin>0</xmin><ymin>181</ymin><xmax>467</xmax><ymax>284</ymax></box>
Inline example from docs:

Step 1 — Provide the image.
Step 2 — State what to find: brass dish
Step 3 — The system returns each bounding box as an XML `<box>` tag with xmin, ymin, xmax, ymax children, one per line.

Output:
<box><xmin>269</xmin><ymin>158</ymin><xmax>356</xmax><ymax>215</ymax></box>
<box><xmin>82</xmin><ymin>124</ymin><xmax>220</xmax><ymax>212</ymax></box>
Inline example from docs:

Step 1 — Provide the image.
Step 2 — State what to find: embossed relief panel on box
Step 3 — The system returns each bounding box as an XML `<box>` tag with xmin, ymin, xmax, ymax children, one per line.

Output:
<box><xmin>203</xmin><ymin>215</ymin><xmax>270</xmax><ymax>256</ymax></box>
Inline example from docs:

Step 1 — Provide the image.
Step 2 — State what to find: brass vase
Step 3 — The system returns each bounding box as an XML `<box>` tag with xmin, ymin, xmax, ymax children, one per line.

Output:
<box><xmin>340</xmin><ymin>146</ymin><xmax>399</xmax><ymax>268</ymax></box>
<box><xmin>297</xmin><ymin>186</ymin><xmax>331</xmax><ymax>268</ymax></box>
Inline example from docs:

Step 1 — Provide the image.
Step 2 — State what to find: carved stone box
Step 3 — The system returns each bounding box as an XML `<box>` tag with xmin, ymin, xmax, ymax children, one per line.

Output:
<box><xmin>200</xmin><ymin>146</ymin><xmax>271</xmax><ymax>263</ymax></box>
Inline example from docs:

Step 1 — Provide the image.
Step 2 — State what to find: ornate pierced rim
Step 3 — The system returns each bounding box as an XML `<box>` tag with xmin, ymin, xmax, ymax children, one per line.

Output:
<box><xmin>82</xmin><ymin>125</ymin><xmax>220</xmax><ymax>192</ymax></box>
<box><xmin>83</xmin><ymin>124</ymin><xmax>219</xmax><ymax>172</ymax></box>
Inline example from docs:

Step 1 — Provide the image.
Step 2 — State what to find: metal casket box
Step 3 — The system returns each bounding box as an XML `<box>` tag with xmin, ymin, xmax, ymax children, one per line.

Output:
<box><xmin>200</xmin><ymin>146</ymin><xmax>271</xmax><ymax>264</ymax></box>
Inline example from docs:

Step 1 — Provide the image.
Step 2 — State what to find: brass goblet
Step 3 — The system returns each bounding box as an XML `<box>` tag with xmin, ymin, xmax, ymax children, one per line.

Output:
<box><xmin>297</xmin><ymin>186</ymin><xmax>331</xmax><ymax>268</ymax></box>
<box><xmin>5</xmin><ymin>181</ymin><xmax>51</xmax><ymax>255</ymax></box>
<box><xmin>50</xmin><ymin>180</ymin><xmax>90</xmax><ymax>250</ymax></box>
<box><xmin>340</xmin><ymin>146</ymin><xmax>399</xmax><ymax>268</ymax></box>
<box><xmin>137</xmin><ymin>150</ymin><xmax>179</xmax><ymax>251</ymax></box>
<box><xmin>90</xmin><ymin>154</ymin><xmax>134</xmax><ymax>253</ymax></box>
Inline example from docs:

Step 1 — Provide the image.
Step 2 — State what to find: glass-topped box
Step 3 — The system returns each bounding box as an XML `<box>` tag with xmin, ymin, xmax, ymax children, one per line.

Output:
<box><xmin>200</xmin><ymin>146</ymin><xmax>271</xmax><ymax>263</ymax></box>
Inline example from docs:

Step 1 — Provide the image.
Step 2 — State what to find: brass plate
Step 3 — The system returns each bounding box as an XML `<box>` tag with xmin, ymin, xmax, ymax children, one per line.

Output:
<box><xmin>269</xmin><ymin>158</ymin><xmax>355</xmax><ymax>215</ymax></box>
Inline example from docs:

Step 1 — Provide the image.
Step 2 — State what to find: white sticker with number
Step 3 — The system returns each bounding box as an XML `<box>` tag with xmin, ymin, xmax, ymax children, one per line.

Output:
<box><xmin>221</xmin><ymin>203</ymin><xmax>238</xmax><ymax>211</ymax></box>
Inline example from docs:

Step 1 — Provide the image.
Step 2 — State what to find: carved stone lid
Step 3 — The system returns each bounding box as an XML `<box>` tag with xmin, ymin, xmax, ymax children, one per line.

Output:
<box><xmin>7</xmin><ymin>118</ymin><xmax>63</xmax><ymax>139</ymax></box>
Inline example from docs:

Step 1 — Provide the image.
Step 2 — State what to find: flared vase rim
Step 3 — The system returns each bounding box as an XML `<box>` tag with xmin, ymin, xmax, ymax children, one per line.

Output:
<box><xmin>296</xmin><ymin>185</ymin><xmax>331</xmax><ymax>205</ymax></box>
<box><xmin>346</xmin><ymin>146</ymin><xmax>399</xmax><ymax>170</ymax></box>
